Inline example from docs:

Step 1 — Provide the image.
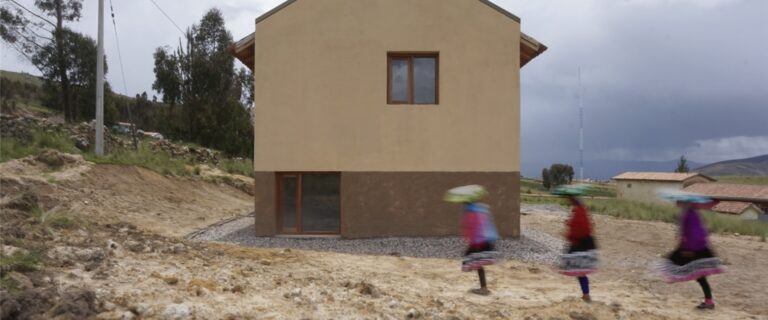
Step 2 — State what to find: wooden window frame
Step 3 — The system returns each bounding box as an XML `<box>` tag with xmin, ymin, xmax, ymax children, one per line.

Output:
<box><xmin>387</xmin><ymin>52</ymin><xmax>439</xmax><ymax>105</ymax></box>
<box><xmin>276</xmin><ymin>172</ymin><xmax>342</xmax><ymax>235</ymax></box>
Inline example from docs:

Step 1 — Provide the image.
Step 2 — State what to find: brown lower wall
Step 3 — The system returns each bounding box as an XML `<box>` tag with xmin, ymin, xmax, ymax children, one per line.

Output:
<box><xmin>253</xmin><ymin>171</ymin><xmax>520</xmax><ymax>238</ymax></box>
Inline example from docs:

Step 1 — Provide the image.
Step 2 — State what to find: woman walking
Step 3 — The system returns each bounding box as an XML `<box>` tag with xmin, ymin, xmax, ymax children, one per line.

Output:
<box><xmin>553</xmin><ymin>185</ymin><xmax>598</xmax><ymax>302</ymax></box>
<box><xmin>658</xmin><ymin>190</ymin><xmax>724</xmax><ymax>310</ymax></box>
<box><xmin>445</xmin><ymin>185</ymin><xmax>499</xmax><ymax>296</ymax></box>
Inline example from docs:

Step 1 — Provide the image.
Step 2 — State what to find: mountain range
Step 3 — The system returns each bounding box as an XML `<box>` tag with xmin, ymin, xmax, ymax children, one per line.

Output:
<box><xmin>694</xmin><ymin>154</ymin><xmax>768</xmax><ymax>176</ymax></box>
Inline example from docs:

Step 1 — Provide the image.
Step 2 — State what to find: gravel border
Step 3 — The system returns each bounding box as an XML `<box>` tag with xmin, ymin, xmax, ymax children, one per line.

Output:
<box><xmin>192</xmin><ymin>223</ymin><xmax>563</xmax><ymax>265</ymax></box>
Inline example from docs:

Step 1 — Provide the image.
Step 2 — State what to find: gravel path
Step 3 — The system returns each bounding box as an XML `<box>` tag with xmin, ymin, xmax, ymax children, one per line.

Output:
<box><xmin>191</xmin><ymin>204</ymin><xmax>567</xmax><ymax>264</ymax></box>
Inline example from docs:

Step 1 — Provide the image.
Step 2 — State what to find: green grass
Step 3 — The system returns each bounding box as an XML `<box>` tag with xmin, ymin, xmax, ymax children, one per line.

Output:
<box><xmin>584</xmin><ymin>198</ymin><xmax>768</xmax><ymax>237</ymax></box>
<box><xmin>84</xmin><ymin>144</ymin><xmax>191</xmax><ymax>176</ymax></box>
<box><xmin>521</xmin><ymin>196</ymin><xmax>768</xmax><ymax>238</ymax></box>
<box><xmin>713</xmin><ymin>176</ymin><xmax>768</xmax><ymax>185</ymax></box>
<box><xmin>218</xmin><ymin>158</ymin><xmax>253</xmax><ymax>177</ymax></box>
<box><xmin>0</xmin><ymin>130</ymin><xmax>78</xmax><ymax>162</ymax></box>
<box><xmin>0</xmin><ymin>70</ymin><xmax>43</xmax><ymax>87</ymax></box>
<box><xmin>0</xmin><ymin>251</ymin><xmax>43</xmax><ymax>277</ymax></box>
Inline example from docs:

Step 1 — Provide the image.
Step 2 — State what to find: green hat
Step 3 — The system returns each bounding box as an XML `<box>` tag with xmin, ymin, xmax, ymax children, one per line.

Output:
<box><xmin>444</xmin><ymin>185</ymin><xmax>488</xmax><ymax>203</ymax></box>
<box><xmin>551</xmin><ymin>184</ymin><xmax>592</xmax><ymax>196</ymax></box>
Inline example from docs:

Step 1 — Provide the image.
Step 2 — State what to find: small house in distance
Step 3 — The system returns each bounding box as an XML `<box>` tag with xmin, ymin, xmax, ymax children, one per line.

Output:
<box><xmin>613</xmin><ymin>172</ymin><xmax>715</xmax><ymax>205</ymax></box>
<box><xmin>683</xmin><ymin>183</ymin><xmax>768</xmax><ymax>221</ymax></box>
<box><xmin>230</xmin><ymin>0</ymin><xmax>546</xmax><ymax>237</ymax></box>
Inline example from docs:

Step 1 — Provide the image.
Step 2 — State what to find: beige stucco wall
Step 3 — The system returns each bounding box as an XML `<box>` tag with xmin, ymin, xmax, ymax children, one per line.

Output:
<box><xmin>616</xmin><ymin>180</ymin><xmax>683</xmax><ymax>205</ymax></box>
<box><xmin>740</xmin><ymin>208</ymin><xmax>759</xmax><ymax>220</ymax></box>
<box><xmin>253</xmin><ymin>0</ymin><xmax>521</xmax><ymax>172</ymax></box>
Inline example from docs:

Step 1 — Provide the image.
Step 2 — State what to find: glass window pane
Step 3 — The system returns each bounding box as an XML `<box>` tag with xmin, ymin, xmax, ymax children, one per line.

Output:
<box><xmin>390</xmin><ymin>58</ymin><xmax>409</xmax><ymax>102</ymax></box>
<box><xmin>280</xmin><ymin>175</ymin><xmax>297</xmax><ymax>231</ymax></box>
<box><xmin>301</xmin><ymin>173</ymin><xmax>340</xmax><ymax>233</ymax></box>
<box><xmin>413</xmin><ymin>57</ymin><xmax>436</xmax><ymax>104</ymax></box>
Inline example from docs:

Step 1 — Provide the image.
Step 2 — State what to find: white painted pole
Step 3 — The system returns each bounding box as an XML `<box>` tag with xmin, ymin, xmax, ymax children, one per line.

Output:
<box><xmin>95</xmin><ymin>0</ymin><xmax>105</xmax><ymax>156</ymax></box>
<box><xmin>578</xmin><ymin>67</ymin><xmax>584</xmax><ymax>182</ymax></box>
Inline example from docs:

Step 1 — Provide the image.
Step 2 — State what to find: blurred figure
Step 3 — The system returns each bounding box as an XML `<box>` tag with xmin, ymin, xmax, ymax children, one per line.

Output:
<box><xmin>445</xmin><ymin>185</ymin><xmax>499</xmax><ymax>296</ymax></box>
<box><xmin>657</xmin><ymin>190</ymin><xmax>724</xmax><ymax>310</ymax></box>
<box><xmin>553</xmin><ymin>185</ymin><xmax>598</xmax><ymax>303</ymax></box>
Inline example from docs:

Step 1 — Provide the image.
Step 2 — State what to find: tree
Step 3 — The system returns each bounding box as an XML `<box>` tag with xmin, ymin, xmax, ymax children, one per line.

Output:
<box><xmin>1</xmin><ymin>0</ymin><xmax>86</xmax><ymax>122</ymax></box>
<box><xmin>542</xmin><ymin>168</ymin><xmax>551</xmax><ymax>190</ymax></box>
<box><xmin>541</xmin><ymin>163</ymin><xmax>575</xmax><ymax>190</ymax></box>
<box><xmin>151</xmin><ymin>8</ymin><xmax>254</xmax><ymax>157</ymax></box>
<box><xmin>675</xmin><ymin>155</ymin><xmax>689</xmax><ymax>173</ymax></box>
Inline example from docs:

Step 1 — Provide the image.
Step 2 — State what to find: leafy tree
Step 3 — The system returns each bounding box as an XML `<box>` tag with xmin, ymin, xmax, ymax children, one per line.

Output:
<box><xmin>1</xmin><ymin>0</ymin><xmax>88</xmax><ymax>122</ymax></box>
<box><xmin>542</xmin><ymin>168</ymin><xmax>551</xmax><ymax>190</ymax></box>
<box><xmin>541</xmin><ymin>163</ymin><xmax>574</xmax><ymax>190</ymax></box>
<box><xmin>675</xmin><ymin>155</ymin><xmax>689</xmax><ymax>173</ymax></box>
<box><xmin>151</xmin><ymin>8</ymin><xmax>254</xmax><ymax>157</ymax></box>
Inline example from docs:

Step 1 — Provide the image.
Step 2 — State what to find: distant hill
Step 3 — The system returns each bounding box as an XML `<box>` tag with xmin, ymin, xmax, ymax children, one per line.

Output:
<box><xmin>521</xmin><ymin>159</ymin><xmax>705</xmax><ymax>181</ymax></box>
<box><xmin>0</xmin><ymin>70</ymin><xmax>43</xmax><ymax>87</ymax></box>
<box><xmin>695</xmin><ymin>154</ymin><xmax>768</xmax><ymax>176</ymax></box>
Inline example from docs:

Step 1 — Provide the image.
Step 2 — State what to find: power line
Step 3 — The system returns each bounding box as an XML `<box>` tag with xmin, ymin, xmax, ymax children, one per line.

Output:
<box><xmin>107</xmin><ymin>0</ymin><xmax>128</xmax><ymax>95</ymax></box>
<box><xmin>147</xmin><ymin>0</ymin><xmax>185</xmax><ymax>35</ymax></box>
<box><xmin>6</xmin><ymin>0</ymin><xmax>56</xmax><ymax>28</ymax></box>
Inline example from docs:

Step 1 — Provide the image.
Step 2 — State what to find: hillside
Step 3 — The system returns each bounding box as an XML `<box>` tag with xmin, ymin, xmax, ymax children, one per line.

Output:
<box><xmin>696</xmin><ymin>154</ymin><xmax>768</xmax><ymax>176</ymax></box>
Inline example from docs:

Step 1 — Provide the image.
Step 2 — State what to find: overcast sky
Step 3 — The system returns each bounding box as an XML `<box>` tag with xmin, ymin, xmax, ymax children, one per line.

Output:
<box><xmin>2</xmin><ymin>0</ymin><xmax>766</xmax><ymax>168</ymax></box>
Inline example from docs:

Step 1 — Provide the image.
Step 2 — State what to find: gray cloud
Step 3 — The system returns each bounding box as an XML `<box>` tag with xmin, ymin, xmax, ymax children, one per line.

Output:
<box><xmin>2</xmin><ymin>0</ymin><xmax>766</xmax><ymax>170</ymax></box>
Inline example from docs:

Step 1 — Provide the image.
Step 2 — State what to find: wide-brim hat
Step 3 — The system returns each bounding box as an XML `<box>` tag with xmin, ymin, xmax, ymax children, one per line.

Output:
<box><xmin>444</xmin><ymin>185</ymin><xmax>488</xmax><ymax>203</ymax></box>
<box><xmin>657</xmin><ymin>188</ymin><xmax>713</xmax><ymax>204</ymax></box>
<box><xmin>551</xmin><ymin>184</ymin><xmax>592</xmax><ymax>196</ymax></box>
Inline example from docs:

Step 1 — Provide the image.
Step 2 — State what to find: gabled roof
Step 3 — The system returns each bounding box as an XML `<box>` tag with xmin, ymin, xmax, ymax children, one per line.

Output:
<box><xmin>612</xmin><ymin>172</ymin><xmax>716</xmax><ymax>182</ymax></box>
<box><xmin>229</xmin><ymin>0</ymin><xmax>546</xmax><ymax>69</ymax></box>
<box><xmin>254</xmin><ymin>0</ymin><xmax>520</xmax><ymax>25</ymax></box>
<box><xmin>711</xmin><ymin>201</ymin><xmax>764</xmax><ymax>215</ymax></box>
<box><xmin>683</xmin><ymin>183</ymin><xmax>768</xmax><ymax>202</ymax></box>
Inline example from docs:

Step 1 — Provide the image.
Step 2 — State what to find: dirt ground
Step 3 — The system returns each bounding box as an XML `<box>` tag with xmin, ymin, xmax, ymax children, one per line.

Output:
<box><xmin>2</xmin><ymin>154</ymin><xmax>767</xmax><ymax>319</ymax></box>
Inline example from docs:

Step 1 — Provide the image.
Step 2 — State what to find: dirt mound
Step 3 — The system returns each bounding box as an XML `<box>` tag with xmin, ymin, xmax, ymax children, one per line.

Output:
<box><xmin>35</xmin><ymin>149</ymin><xmax>79</xmax><ymax>168</ymax></box>
<box><xmin>1</xmin><ymin>287</ymin><xmax>101</xmax><ymax>319</ymax></box>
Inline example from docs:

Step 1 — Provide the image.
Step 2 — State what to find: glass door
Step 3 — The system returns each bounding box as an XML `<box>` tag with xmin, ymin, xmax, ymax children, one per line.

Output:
<box><xmin>277</xmin><ymin>173</ymin><xmax>340</xmax><ymax>234</ymax></box>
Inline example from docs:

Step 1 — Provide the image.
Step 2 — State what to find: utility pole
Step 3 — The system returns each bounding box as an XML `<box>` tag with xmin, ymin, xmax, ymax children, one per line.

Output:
<box><xmin>95</xmin><ymin>0</ymin><xmax>105</xmax><ymax>156</ymax></box>
<box><xmin>578</xmin><ymin>67</ymin><xmax>584</xmax><ymax>182</ymax></box>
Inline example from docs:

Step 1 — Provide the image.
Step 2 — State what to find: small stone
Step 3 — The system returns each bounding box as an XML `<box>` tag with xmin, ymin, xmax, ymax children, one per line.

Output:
<box><xmin>121</xmin><ymin>311</ymin><xmax>136</xmax><ymax>320</ymax></box>
<box><xmin>407</xmin><ymin>308</ymin><xmax>421</xmax><ymax>319</ymax></box>
<box><xmin>162</xmin><ymin>304</ymin><xmax>190</xmax><ymax>320</ymax></box>
<box><xmin>103</xmin><ymin>302</ymin><xmax>116</xmax><ymax>311</ymax></box>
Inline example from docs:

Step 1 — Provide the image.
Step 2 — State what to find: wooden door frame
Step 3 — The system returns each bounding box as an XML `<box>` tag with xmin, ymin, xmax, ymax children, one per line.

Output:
<box><xmin>275</xmin><ymin>172</ymin><xmax>341</xmax><ymax>235</ymax></box>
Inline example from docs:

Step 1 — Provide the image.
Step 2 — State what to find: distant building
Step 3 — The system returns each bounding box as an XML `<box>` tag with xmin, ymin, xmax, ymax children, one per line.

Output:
<box><xmin>683</xmin><ymin>183</ymin><xmax>768</xmax><ymax>221</ymax></box>
<box><xmin>613</xmin><ymin>172</ymin><xmax>715</xmax><ymax>204</ymax></box>
<box><xmin>710</xmin><ymin>201</ymin><xmax>764</xmax><ymax>220</ymax></box>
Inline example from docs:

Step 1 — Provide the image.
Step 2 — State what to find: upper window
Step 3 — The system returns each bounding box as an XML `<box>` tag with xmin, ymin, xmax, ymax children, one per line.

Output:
<box><xmin>387</xmin><ymin>53</ymin><xmax>438</xmax><ymax>105</ymax></box>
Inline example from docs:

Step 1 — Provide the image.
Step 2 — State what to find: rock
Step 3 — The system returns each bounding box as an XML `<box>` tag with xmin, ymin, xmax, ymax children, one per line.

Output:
<box><xmin>172</xmin><ymin>243</ymin><xmax>187</xmax><ymax>254</ymax></box>
<box><xmin>106</xmin><ymin>240</ymin><xmax>122</xmax><ymax>257</ymax></box>
<box><xmin>230</xmin><ymin>284</ymin><xmax>245</xmax><ymax>294</ymax></box>
<box><xmin>129</xmin><ymin>303</ymin><xmax>150</xmax><ymax>316</ymax></box>
<box><xmin>102</xmin><ymin>302</ymin><xmax>116</xmax><ymax>312</ymax></box>
<box><xmin>47</xmin><ymin>246</ymin><xmax>105</xmax><ymax>265</ymax></box>
<box><xmin>355</xmin><ymin>281</ymin><xmax>381</xmax><ymax>298</ymax></box>
<box><xmin>162</xmin><ymin>303</ymin><xmax>190</xmax><ymax>320</ymax></box>
<box><xmin>125</xmin><ymin>241</ymin><xmax>146</xmax><ymax>253</ymax></box>
<box><xmin>406</xmin><ymin>308</ymin><xmax>421</xmax><ymax>319</ymax></box>
<box><xmin>36</xmin><ymin>149</ymin><xmax>78</xmax><ymax>168</ymax></box>
<box><xmin>7</xmin><ymin>272</ymin><xmax>34</xmax><ymax>290</ymax></box>
<box><xmin>121</xmin><ymin>311</ymin><xmax>136</xmax><ymax>320</ymax></box>
<box><xmin>47</xmin><ymin>288</ymin><xmax>101</xmax><ymax>319</ymax></box>
<box><xmin>569</xmin><ymin>311</ymin><xmax>597</xmax><ymax>320</ymax></box>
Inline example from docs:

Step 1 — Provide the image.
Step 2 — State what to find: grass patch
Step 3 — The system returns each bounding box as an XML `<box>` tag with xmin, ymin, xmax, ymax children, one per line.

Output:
<box><xmin>713</xmin><ymin>176</ymin><xmax>768</xmax><ymax>185</ymax></box>
<box><xmin>0</xmin><ymin>251</ymin><xmax>43</xmax><ymax>276</ymax></box>
<box><xmin>0</xmin><ymin>130</ymin><xmax>78</xmax><ymax>162</ymax></box>
<box><xmin>84</xmin><ymin>144</ymin><xmax>191</xmax><ymax>176</ymax></box>
<box><xmin>218</xmin><ymin>158</ymin><xmax>253</xmax><ymax>177</ymax></box>
<box><xmin>583</xmin><ymin>198</ymin><xmax>768</xmax><ymax>237</ymax></box>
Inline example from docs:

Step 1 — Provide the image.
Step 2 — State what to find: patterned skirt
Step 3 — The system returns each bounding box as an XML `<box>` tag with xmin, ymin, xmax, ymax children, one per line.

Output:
<box><xmin>462</xmin><ymin>242</ymin><xmax>498</xmax><ymax>272</ymax></box>
<box><xmin>558</xmin><ymin>236</ymin><xmax>599</xmax><ymax>277</ymax></box>
<box><xmin>657</xmin><ymin>247</ymin><xmax>724</xmax><ymax>283</ymax></box>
